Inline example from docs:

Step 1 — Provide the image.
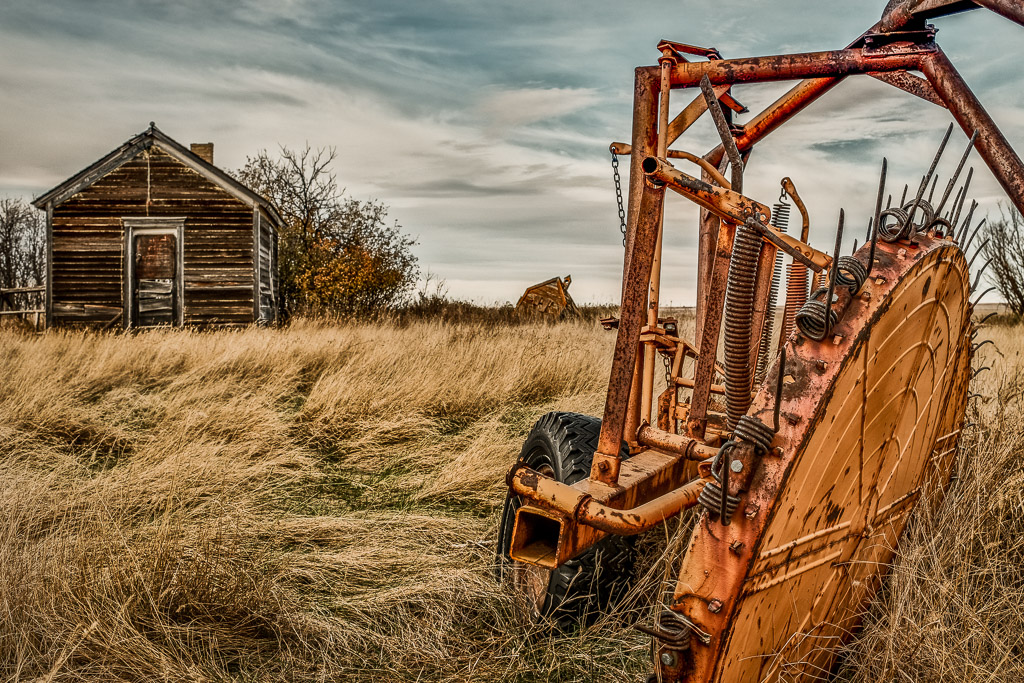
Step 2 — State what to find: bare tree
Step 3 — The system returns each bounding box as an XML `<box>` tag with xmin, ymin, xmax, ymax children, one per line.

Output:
<box><xmin>980</xmin><ymin>206</ymin><xmax>1024</xmax><ymax>318</ymax></box>
<box><xmin>0</xmin><ymin>198</ymin><xmax>45</xmax><ymax>288</ymax></box>
<box><xmin>237</xmin><ymin>145</ymin><xmax>418</xmax><ymax>316</ymax></box>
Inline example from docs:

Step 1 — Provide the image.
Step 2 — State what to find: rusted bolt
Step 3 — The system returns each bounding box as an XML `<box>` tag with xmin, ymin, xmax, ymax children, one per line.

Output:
<box><xmin>772</xmin><ymin>446</ymin><xmax>784</xmax><ymax>457</ymax></box>
<box><xmin>729</xmin><ymin>541</ymin><xmax>744</xmax><ymax>554</ymax></box>
<box><xmin>744</xmin><ymin>504</ymin><xmax>760</xmax><ymax>519</ymax></box>
<box><xmin>660</xmin><ymin>651</ymin><xmax>678</xmax><ymax>667</ymax></box>
<box><xmin>730</xmin><ymin>459</ymin><xmax>743</xmax><ymax>473</ymax></box>
<box><xmin>597</xmin><ymin>461</ymin><xmax>609</xmax><ymax>473</ymax></box>
<box><xmin>861</xmin><ymin>290</ymin><xmax>872</xmax><ymax>301</ymax></box>
<box><xmin>707</xmin><ymin>599</ymin><xmax>723</xmax><ymax>614</ymax></box>
<box><xmin>815</xmin><ymin>359</ymin><xmax>828</xmax><ymax>373</ymax></box>
<box><xmin>832</xmin><ymin>334</ymin><xmax>843</xmax><ymax>345</ymax></box>
<box><xmin>897</xmin><ymin>248</ymin><xmax>907</xmax><ymax>259</ymax></box>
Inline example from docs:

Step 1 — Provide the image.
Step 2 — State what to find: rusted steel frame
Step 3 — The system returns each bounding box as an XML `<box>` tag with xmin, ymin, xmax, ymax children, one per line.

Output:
<box><xmin>694</xmin><ymin>169</ymin><xmax>722</xmax><ymax>345</ymax></box>
<box><xmin>622</xmin><ymin>68</ymin><xmax>661</xmax><ymax>292</ymax></box>
<box><xmin>973</xmin><ymin>0</ymin><xmax>1024</xmax><ymax>27</ymax></box>
<box><xmin>641</xmin><ymin>215</ymin><xmax>666</xmax><ymax>425</ymax></box>
<box><xmin>878</xmin><ymin>0</ymin><xmax>978</xmax><ymax>31</ymax></box>
<box><xmin>920</xmin><ymin>49</ymin><xmax>1024</xmax><ymax>217</ymax></box>
<box><xmin>665</xmin><ymin>47</ymin><xmax>927</xmax><ymax>89</ymax></box>
<box><xmin>641</xmin><ymin>58</ymin><xmax>674</xmax><ymax>426</ymax></box>
<box><xmin>869</xmin><ymin>70</ymin><xmax>946</xmax><ymax>107</ymax></box>
<box><xmin>509</xmin><ymin>466</ymin><xmax>708</xmax><ymax>537</ymax></box>
<box><xmin>687</xmin><ymin>221</ymin><xmax>735</xmax><ymax>438</ymax></box>
<box><xmin>637</xmin><ymin>424</ymin><xmax>719</xmax><ymax>460</ymax></box>
<box><xmin>595</xmin><ymin>181</ymin><xmax>666</xmax><ymax>484</ymax></box>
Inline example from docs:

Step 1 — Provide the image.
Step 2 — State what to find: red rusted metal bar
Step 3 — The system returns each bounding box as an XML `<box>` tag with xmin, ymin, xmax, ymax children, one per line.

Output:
<box><xmin>974</xmin><ymin>0</ymin><xmax>1024</xmax><ymax>26</ymax></box>
<box><xmin>623</xmin><ymin>68</ymin><xmax>660</xmax><ymax>291</ymax></box>
<box><xmin>668</xmin><ymin>48</ymin><xmax>927</xmax><ymax>89</ymax></box>
<box><xmin>594</xmin><ymin>181</ymin><xmax>666</xmax><ymax>484</ymax></box>
<box><xmin>920</xmin><ymin>49</ymin><xmax>1024</xmax><ymax>217</ymax></box>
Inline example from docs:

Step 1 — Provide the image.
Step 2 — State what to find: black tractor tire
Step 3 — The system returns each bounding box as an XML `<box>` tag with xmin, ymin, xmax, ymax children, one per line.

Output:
<box><xmin>496</xmin><ymin>411</ymin><xmax>635</xmax><ymax>628</ymax></box>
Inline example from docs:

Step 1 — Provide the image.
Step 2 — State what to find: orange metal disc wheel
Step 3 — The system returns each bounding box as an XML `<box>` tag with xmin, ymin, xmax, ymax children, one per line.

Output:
<box><xmin>670</xmin><ymin>235</ymin><xmax>973</xmax><ymax>682</ymax></box>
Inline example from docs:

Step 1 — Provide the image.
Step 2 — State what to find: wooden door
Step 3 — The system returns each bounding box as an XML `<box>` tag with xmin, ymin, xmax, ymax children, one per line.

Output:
<box><xmin>132</xmin><ymin>233</ymin><xmax>177</xmax><ymax>326</ymax></box>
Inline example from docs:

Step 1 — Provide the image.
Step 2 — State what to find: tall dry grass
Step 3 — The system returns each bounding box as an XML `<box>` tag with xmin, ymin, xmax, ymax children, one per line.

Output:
<box><xmin>0</xmin><ymin>314</ymin><xmax>1020</xmax><ymax>681</ymax></box>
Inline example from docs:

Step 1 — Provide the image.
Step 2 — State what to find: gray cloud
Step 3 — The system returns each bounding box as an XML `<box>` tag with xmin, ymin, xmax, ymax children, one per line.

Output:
<box><xmin>0</xmin><ymin>0</ymin><xmax>1021</xmax><ymax>303</ymax></box>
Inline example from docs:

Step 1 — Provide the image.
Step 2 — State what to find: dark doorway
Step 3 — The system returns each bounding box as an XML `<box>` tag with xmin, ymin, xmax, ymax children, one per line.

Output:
<box><xmin>132</xmin><ymin>233</ymin><xmax>178</xmax><ymax>327</ymax></box>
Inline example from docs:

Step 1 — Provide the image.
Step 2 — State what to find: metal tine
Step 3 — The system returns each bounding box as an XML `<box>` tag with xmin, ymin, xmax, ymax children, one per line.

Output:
<box><xmin>869</xmin><ymin>158</ymin><xmax>886</xmax><ymax>275</ymax></box>
<box><xmin>773</xmin><ymin>345</ymin><xmax>787</xmax><ymax>433</ymax></box>
<box><xmin>969</xmin><ymin>257</ymin><xmax>992</xmax><ymax>292</ymax></box>
<box><xmin>967</xmin><ymin>241</ymin><xmax>989</xmax><ymax>272</ymax></box>
<box><xmin>951</xmin><ymin>167</ymin><xmax>974</xmax><ymax>233</ymax></box>
<box><xmin>866</xmin><ymin>218</ymin><xmax>873</xmax><ymax>242</ymax></box>
<box><xmin>947</xmin><ymin>186</ymin><xmax>964</xmax><ymax>221</ymax></box>
<box><xmin>853</xmin><ymin>238</ymin><xmax>858</xmax><ymax>253</ymax></box>
<box><xmin>699</xmin><ymin>75</ymin><xmax>743</xmax><ymax>193</ymax></box>
<box><xmin>972</xmin><ymin>366</ymin><xmax>991</xmax><ymax>379</ymax></box>
<box><xmin>956</xmin><ymin>200</ymin><xmax>979</xmax><ymax>244</ymax></box>
<box><xmin>973</xmin><ymin>339</ymin><xmax>995</xmax><ymax>351</ymax></box>
<box><xmin>927</xmin><ymin>174</ymin><xmax>938</xmax><ymax>204</ymax></box>
<box><xmin>906</xmin><ymin>123</ymin><xmax>953</xmax><ymax>232</ymax></box>
<box><xmin>900</xmin><ymin>184</ymin><xmax>908</xmax><ymax>206</ymax></box>
<box><xmin>971</xmin><ymin>286</ymin><xmax>996</xmax><ymax>308</ymax></box>
<box><xmin>886</xmin><ymin>194</ymin><xmax>892</xmax><ymax>210</ymax></box>
<box><xmin>964</xmin><ymin>218</ymin><xmax>987</xmax><ymax>254</ymax></box>
<box><xmin>823</xmin><ymin>209</ymin><xmax>845</xmax><ymax>340</ymax></box>
<box><xmin>976</xmin><ymin>311</ymin><xmax>998</xmax><ymax>325</ymax></box>
<box><xmin>935</xmin><ymin>129</ymin><xmax>978</xmax><ymax>216</ymax></box>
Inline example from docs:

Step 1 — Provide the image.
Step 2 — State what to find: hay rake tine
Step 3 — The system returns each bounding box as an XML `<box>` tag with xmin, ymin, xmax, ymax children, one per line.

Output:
<box><xmin>935</xmin><ymin>129</ymin><xmax>978</xmax><ymax>217</ymax></box>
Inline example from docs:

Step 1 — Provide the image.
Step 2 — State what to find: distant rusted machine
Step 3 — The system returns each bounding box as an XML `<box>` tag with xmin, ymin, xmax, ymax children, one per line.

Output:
<box><xmin>515</xmin><ymin>275</ymin><xmax>580</xmax><ymax>319</ymax></box>
<box><xmin>498</xmin><ymin>1</ymin><xmax>1023</xmax><ymax>681</ymax></box>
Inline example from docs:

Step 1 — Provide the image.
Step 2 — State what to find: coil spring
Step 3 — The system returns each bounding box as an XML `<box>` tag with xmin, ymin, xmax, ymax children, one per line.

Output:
<box><xmin>835</xmin><ymin>255</ymin><xmax>867</xmax><ymax>294</ymax></box>
<box><xmin>655</xmin><ymin>610</ymin><xmax>691</xmax><ymax>650</ymax></box>
<box><xmin>929</xmin><ymin>216</ymin><xmax>952</xmax><ymax>237</ymax></box>
<box><xmin>755</xmin><ymin>204</ymin><xmax>790</xmax><ymax>386</ymax></box>
<box><xmin>723</xmin><ymin>224</ymin><xmax>763</xmax><ymax>429</ymax></box>
<box><xmin>904</xmin><ymin>199</ymin><xmax>936</xmax><ymax>233</ymax></box>
<box><xmin>733</xmin><ymin>415</ymin><xmax>774</xmax><ymax>454</ymax></box>
<box><xmin>795</xmin><ymin>287</ymin><xmax>838</xmax><ymax>341</ymax></box>
<box><xmin>878</xmin><ymin>207</ymin><xmax>909</xmax><ymax>242</ymax></box>
<box><xmin>698</xmin><ymin>481</ymin><xmax>741</xmax><ymax>521</ymax></box>
<box><xmin>779</xmin><ymin>262</ymin><xmax>808</xmax><ymax>348</ymax></box>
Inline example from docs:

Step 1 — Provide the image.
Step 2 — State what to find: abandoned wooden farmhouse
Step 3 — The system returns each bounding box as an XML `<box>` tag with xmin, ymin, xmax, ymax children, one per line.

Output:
<box><xmin>32</xmin><ymin>124</ymin><xmax>282</xmax><ymax>328</ymax></box>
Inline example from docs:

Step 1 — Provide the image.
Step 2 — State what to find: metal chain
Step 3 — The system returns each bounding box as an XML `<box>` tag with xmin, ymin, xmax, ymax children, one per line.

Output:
<box><xmin>611</xmin><ymin>152</ymin><xmax>627</xmax><ymax>246</ymax></box>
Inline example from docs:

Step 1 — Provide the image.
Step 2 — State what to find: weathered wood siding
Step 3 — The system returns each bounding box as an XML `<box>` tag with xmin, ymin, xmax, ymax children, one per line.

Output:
<box><xmin>51</xmin><ymin>147</ymin><xmax>257</xmax><ymax>326</ymax></box>
<box><xmin>256</xmin><ymin>208</ymin><xmax>277</xmax><ymax>323</ymax></box>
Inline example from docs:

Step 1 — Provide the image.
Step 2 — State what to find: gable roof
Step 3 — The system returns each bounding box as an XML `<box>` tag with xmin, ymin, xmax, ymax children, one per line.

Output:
<box><xmin>32</xmin><ymin>123</ymin><xmax>284</xmax><ymax>229</ymax></box>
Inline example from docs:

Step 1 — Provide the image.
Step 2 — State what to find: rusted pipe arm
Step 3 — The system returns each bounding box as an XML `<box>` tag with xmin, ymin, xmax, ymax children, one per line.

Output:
<box><xmin>642</xmin><ymin>157</ymin><xmax>832</xmax><ymax>271</ymax></box>
<box><xmin>612</xmin><ymin>142</ymin><xmax>731</xmax><ymax>188</ymax></box>
<box><xmin>509</xmin><ymin>464</ymin><xmax>708</xmax><ymax>536</ymax></box>
<box><xmin>666</xmin><ymin>47</ymin><xmax>928</xmax><ymax>88</ymax></box>
<box><xmin>579</xmin><ymin>478</ymin><xmax>708</xmax><ymax>535</ymax></box>
<box><xmin>637</xmin><ymin>423</ymin><xmax>719</xmax><ymax>460</ymax></box>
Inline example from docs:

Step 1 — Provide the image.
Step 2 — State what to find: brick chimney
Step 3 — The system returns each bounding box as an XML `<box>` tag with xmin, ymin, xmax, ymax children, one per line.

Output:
<box><xmin>190</xmin><ymin>142</ymin><xmax>214</xmax><ymax>165</ymax></box>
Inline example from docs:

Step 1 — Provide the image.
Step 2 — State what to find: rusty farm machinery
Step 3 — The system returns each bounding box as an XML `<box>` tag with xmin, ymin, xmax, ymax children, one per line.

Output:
<box><xmin>496</xmin><ymin>1</ymin><xmax>1024</xmax><ymax>681</ymax></box>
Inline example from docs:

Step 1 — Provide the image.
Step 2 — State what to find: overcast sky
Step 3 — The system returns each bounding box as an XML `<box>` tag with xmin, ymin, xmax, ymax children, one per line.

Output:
<box><xmin>1</xmin><ymin>1</ymin><xmax>1021</xmax><ymax>304</ymax></box>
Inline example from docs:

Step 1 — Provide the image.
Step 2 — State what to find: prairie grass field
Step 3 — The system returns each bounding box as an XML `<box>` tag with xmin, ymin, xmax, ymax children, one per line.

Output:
<box><xmin>0</xmin><ymin>313</ymin><xmax>1021</xmax><ymax>682</ymax></box>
